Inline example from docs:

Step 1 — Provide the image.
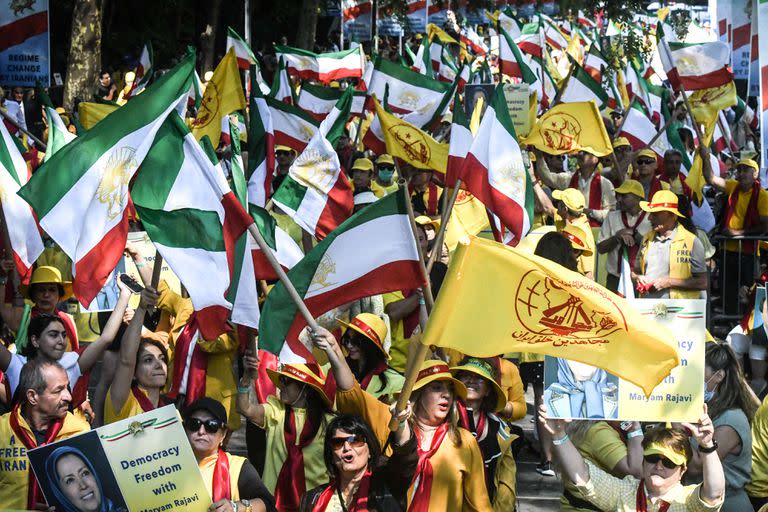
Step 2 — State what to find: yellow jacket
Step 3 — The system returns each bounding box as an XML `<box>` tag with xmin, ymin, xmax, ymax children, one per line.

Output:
<box><xmin>157</xmin><ymin>281</ymin><xmax>240</xmax><ymax>430</ymax></box>
<box><xmin>639</xmin><ymin>225</ymin><xmax>700</xmax><ymax>299</ymax></box>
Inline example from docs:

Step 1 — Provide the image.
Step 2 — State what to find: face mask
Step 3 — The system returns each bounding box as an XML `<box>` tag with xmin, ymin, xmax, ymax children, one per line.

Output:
<box><xmin>704</xmin><ymin>373</ymin><xmax>717</xmax><ymax>402</ymax></box>
<box><xmin>378</xmin><ymin>169</ymin><xmax>394</xmax><ymax>182</ymax></box>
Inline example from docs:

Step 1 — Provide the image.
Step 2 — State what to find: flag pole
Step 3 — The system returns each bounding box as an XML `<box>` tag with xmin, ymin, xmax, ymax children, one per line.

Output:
<box><xmin>247</xmin><ymin>222</ymin><xmax>321</xmax><ymax>332</ymax></box>
<box><xmin>388</xmin><ymin>182</ymin><xmax>435</xmax><ymax>431</ymax></box>
<box><xmin>659</xmin><ymin>38</ymin><xmax>705</xmax><ymax>143</ymax></box>
<box><xmin>425</xmin><ymin>180</ymin><xmax>461</xmax><ymax>274</ymax></box>
<box><xmin>0</xmin><ymin>109</ymin><xmax>46</xmax><ymax>150</ymax></box>
<box><xmin>0</xmin><ymin>206</ymin><xmax>20</xmax><ymax>296</ymax></box>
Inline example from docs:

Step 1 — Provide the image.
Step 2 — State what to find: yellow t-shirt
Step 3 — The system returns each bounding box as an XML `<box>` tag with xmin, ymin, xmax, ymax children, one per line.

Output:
<box><xmin>724</xmin><ymin>179</ymin><xmax>768</xmax><ymax>252</ymax></box>
<box><xmin>104</xmin><ymin>387</ymin><xmax>148</xmax><ymax>425</ymax></box>
<box><xmin>747</xmin><ymin>395</ymin><xmax>768</xmax><ymax>497</ymax></box>
<box><xmin>258</xmin><ymin>395</ymin><xmax>331</xmax><ymax>495</ymax></box>
<box><xmin>371</xmin><ymin>180</ymin><xmax>399</xmax><ymax>198</ymax></box>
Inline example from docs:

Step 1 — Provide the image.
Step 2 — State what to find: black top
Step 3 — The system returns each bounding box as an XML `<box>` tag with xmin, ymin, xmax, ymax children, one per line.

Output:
<box><xmin>238</xmin><ymin>460</ymin><xmax>277</xmax><ymax>511</ymax></box>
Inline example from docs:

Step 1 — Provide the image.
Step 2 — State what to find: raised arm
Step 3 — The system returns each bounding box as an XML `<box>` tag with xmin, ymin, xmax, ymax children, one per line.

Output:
<box><xmin>310</xmin><ymin>326</ymin><xmax>355</xmax><ymax>391</ymax></box>
<box><xmin>108</xmin><ymin>287</ymin><xmax>158</xmax><ymax>414</ymax></box>
<box><xmin>77</xmin><ymin>279</ymin><xmax>133</xmax><ymax>373</ymax></box>
<box><xmin>700</xmin><ymin>146</ymin><xmax>727</xmax><ymax>191</ymax></box>
<box><xmin>124</xmin><ymin>242</ymin><xmax>153</xmax><ymax>287</ymax></box>
<box><xmin>539</xmin><ymin>404</ymin><xmax>589</xmax><ymax>485</ymax></box>
<box><xmin>236</xmin><ymin>350</ymin><xmax>266</xmax><ymax>426</ymax></box>
<box><xmin>681</xmin><ymin>405</ymin><xmax>725</xmax><ymax>506</ymax></box>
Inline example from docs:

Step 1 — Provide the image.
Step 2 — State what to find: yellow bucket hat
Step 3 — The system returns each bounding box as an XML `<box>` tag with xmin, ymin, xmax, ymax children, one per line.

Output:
<box><xmin>561</xmin><ymin>224</ymin><xmax>593</xmax><ymax>256</ymax></box>
<box><xmin>643</xmin><ymin>442</ymin><xmax>688</xmax><ymax>467</ymax></box>
<box><xmin>338</xmin><ymin>313</ymin><xmax>389</xmax><ymax>358</ymax></box>
<box><xmin>267</xmin><ymin>362</ymin><xmax>331</xmax><ymax>406</ymax></box>
<box><xmin>413</xmin><ymin>360</ymin><xmax>468</xmax><ymax>401</ymax></box>
<box><xmin>450</xmin><ymin>358</ymin><xmax>507</xmax><ymax>412</ymax></box>
<box><xmin>552</xmin><ymin>188</ymin><xmax>585</xmax><ymax>212</ymax></box>
<box><xmin>19</xmin><ymin>266</ymin><xmax>73</xmax><ymax>300</ymax></box>
<box><xmin>614</xmin><ymin>179</ymin><xmax>645</xmax><ymax>199</ymax></box>
<box><xmin>640</xmin><ymin>189</ymin><xmax>684</xmax><ymax>218</ymax></box>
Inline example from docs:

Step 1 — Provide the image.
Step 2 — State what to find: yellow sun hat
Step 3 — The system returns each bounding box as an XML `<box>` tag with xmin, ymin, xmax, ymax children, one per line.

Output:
<box><xmin>338</xmin><ymin>313</ymin><xmax>389</xmax><ymax>358</ymax></box>
<box><xmin>19</xmin><ymin>266</ymin><xmax>73</xmax><ymax>300</ymax></box>
<box><xmin>640</xmin><ymin>189</ymin><xmax>685</xmax><ymax>218</ymax></box>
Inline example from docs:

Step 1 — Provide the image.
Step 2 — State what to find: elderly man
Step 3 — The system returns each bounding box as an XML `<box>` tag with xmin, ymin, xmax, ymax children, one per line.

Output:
<box><xmin>633</xmin><ymin>149</ymin><xmax>669</xmax><ymax>200</ymax></box>
<box><xmin>0</xmin><ymin>359</ymin><xmax>90</xmax><ymax>509</ymax></box>
<box><xmin>536</xmin><ymin>149</ymin><xmax>615</xmax><ymax>227</ymax></box>
<box><xmin>634</xmin><ymin>190</ymin><xmax>707</xmax><ymax>299</ymax></box>
<box><xmin>597</xmin><ymin>179</ymin><xmax>652</xmax><ymax>293</ymax></box>
<box><xmin>659</xmin><ymin>149</ymin><xmax>692</xmax><ymax>201</ymax></box>
<box><xmin>601</xmin><ymin>137</ymin><xmax>634</xmax><ymax>187</ymax></box>
<box><xmin>702</xmin><ymin>149</ymin><xmax>768</xmax><ymax>314</ymax></box>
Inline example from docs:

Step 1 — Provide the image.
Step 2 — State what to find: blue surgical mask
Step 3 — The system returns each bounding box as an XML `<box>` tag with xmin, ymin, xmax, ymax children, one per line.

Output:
<box><xmin>378</xmin><ymin>169</ymin><xmax>394</xmax><ymax>182</ymax></box>
<box><xmin>704</xmin><ymin>374</ymin><xmax>717</xmax><ymax>402</ymax></box>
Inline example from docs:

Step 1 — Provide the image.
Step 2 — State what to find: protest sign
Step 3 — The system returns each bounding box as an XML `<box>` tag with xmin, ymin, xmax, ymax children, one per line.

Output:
<box><xmin>502</xmin><ymin>83</ymin><xmax>533</xmax><ymax>138</ymax></box>
<box><xmin>29</xmin><ymin>405</ymin><xmax>208</xmax><ymax>512</ymax></box>
<box><xmin>0</xmin><ymin>1</ymin><xmax>50</xmax><ymax>86</ymax></box>
<box><xmin>464</xmin><ymin>84</ymin><xmax>494</xmax><ymax>120</ymax></box>
<box><xmin>543</xmin><ymin>298</ymin><xmax>705</xmax><ymax>421</ymax></box>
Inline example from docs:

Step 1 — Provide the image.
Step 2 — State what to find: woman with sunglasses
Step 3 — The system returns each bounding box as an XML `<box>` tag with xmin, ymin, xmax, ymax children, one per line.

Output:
<box><xmin>684</xmin><ymin>342</ymin><xmax>760</xmax><ymax>511</ymax></box>
<box><xmin>336</xmin><ymin>313</ymin><xmax>404</xmax><ymax>403</ymax></box>
<box><xmin>300</xmin><ymin>413</ymin><xmax>417</xmax><ymax>511</ymax></box>
<box><xmin>450</xmin><ymin>357</ymin><xmax>518</xmax><ymax>510</ymax></box>
<box><xmin>237</xmin><ymin>357</ymin><xmax>335</xmax><ymax>512</ymax></box>
<box><xmin>182</xmin><ymin>397</ymin><xmax>275</xmax><ymax>512</ymax></box>
<box><xmin>311</xmin><ymin>326</ymin><xmax>492</xmax><ymax>511</ymax></box>
<box><xmin>540</xmin><ymin>404</ymin><xmax>725</xmax><ymax>511</ymax></box>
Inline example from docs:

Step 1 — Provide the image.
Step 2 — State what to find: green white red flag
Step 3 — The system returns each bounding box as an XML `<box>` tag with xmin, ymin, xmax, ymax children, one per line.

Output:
<box><xmin>297</xmin><ymin>82</ymin><xmax>366</xmax><ymax>121</ymax></box>
<box><xmin>247</xmin><ymin>82</ymin><xmax>274</xmax><ymax>209</ymax></box>
<box><xmin>124</xmin><ymin>43</ymin><xmax>153</xmax><ymax>99</ymax></box>
<box><xmin>227</xmin><ymin>26</ymin><xmax>257</xmax><ymax>70</ymax></box>
<box><xmin>659</xmin><ymin>39</ymin><xmax>733</xmax><ymax>91</ymax></box>
<box><xmin>18</xmin><ymin>53</ymin><xmax>196</xmax><ymax>306</ymax></box>
<box><xmin>270</xmin><ymin>58</ymin><xmax>295</xmax><ymax>104</ymax></box>
<box><xmin>558</xmin><ymin>55</ymin><xmax>608</xmax><ymax>109</ymax></box>
<box><xmin>366</xmin><ymin>55</ymin><xmax>451</xmax><ymax>115</ymax></box>
<box><xmin>259</xmin><ymin>187</ymin><xmax>424</xmax><ymax>362</ymax></box>
<box><xmin>248</xmin><ymin>204</ymin><xmax>304</xmax><ymax>281</ymax></box>
<box><xmin>275</xmin><ymin>44</ymin><xmax>365</xmax><ymax>83</ymax></box>
<box><xmin>619</xmin><ymin>101</ymin><xmax>669</xmax><ymax>157</ymax></box>
<box><xmin>499</xmin><ymin>24</ymin><xmax>537</xmax><ymax>83</ymax></box>
<box><xmin>266</xmin><ymin>96</ymin><xmax>319</xmax><ymax>153</ymax></box>
<box><xmin>460</xmin><ymin>26</ymin><xmax>488</xmax><ymax>55</ymax></box>
<box><xmin>446</xmin><ymin>89</ymin><xmax>472</xmax><ymax>188</ymax></box>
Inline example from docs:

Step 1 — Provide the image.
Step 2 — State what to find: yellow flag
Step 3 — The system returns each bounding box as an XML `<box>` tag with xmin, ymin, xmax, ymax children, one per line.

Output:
<box><xmin>523</xmin><ymin>101</ymin><xmax>612</xmax><ymax>157</ymax></box>
<box><xmin>685</xmin><ymin>116</ymin><xmax>718</xmax><ymax>204</ymax></box>
<box><xmin>78</xmin><ymin>102</ymin><xmax>119</xmax><ymax>129</ymax></box>
<box><xmin>444</xmin><ymin>191</ymin><xmax>490</xmax><ymax>250</ymax></box>
<box><xmin>422</xmin><ymin>236</ymin><xmax>679</xmax><ymax>395</ymax></box>
<box><xmin>469</xmin><ymin>96</ymin><xmax>484</xmax><ymax>134</ymax></box>
<box><xmin>427</xmin><ymin>23</ymin><xmax>458</xmax><ymax>45</ymax></box>
<box><xmin>688</xmin><ymin>81</ymin><xmax>737</xmax><ymax>125</ymax></box>
<box><xmin>373</xmin><ymin>97</ymin><xmax>448</xmax><ymax>174</ymax></box>
<box><xmin>191</xmin><ymin>47</ymin><xmax>246</xmax><ymax>148</ymax></box>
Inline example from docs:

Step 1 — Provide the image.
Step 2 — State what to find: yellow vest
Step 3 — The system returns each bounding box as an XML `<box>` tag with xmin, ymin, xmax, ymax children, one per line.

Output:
<box><xmin>198</xmin><ymin>451</ymin><xmax>246</xmax><ymax>501</ymax></box>
<box><xmin>0</xmin><ymin>409</ymin><xmax>89</xmax><ymax>509</ymax></box>
<box><xmin>640</xmin><ymin>225</ymin><xmax>700</xmax><ymax>299</ymax></box>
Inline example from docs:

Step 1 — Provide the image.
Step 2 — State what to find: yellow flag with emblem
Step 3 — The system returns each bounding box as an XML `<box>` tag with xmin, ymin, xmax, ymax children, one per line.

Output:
<box><xmin>78</xmin><ymin>102</ymin><xmax>119</xmax><ymax>129</ymax></box>
<box><xmin>191</xmin><ymin>47</ymin><xmax>246</xmax><ymax>148</ymax></box>
<box><xmin>427</xmin><ymin>23</ymin><xmax>459</xmax><ymax>45</ymax></box>
<box><xmin>373</xmin><ymin>97</ymin><xmax>448</xmax><ymax>174</ymax></box>
<box><xmin>522</xmin><ymin>100</ymin><xmax>612</xmax><ymax>157</ymax></box>
<box><xmin>422</xmin><ymin>236</ymin><xmax>680</xmax><ymax>395</ymax></box>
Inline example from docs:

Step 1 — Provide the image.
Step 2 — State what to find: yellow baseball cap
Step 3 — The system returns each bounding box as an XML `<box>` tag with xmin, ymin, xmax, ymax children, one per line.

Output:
<box><xmin>376</xmin><ymin>154</ymin><xmax>395</xmax><ymax>166</ymax></box>
<box><xmin>737</xmin><ymin>158</ymin><xmax>759</xmax><ymax>173</ymax></box>
<box><xmin>612</xmin><ymin>137</ymin><xmax>631</xmax><ymax>149</ymax></box>
<box><xmin>552</xmin><ymin>188</ymin><xmax>585</xmax><ymax>212</ymax></box>
<box><xmin>614</xmin><ymin>179</ymin><xmax>644</xmax><ymax>199</ymax></box>
<box><xmin>637</xmin><ymin>148</ymin><xmax>657</xmax><ymax>160</ymax></box>
<box><xmin>640</xmin><ymin>189</ymin><xmax>684</xmax><ymax>217</ymax></box>
<box><xmin>351</xmin><ymin>157</ymin><xmax>374</xmax><ymax>173</ymax></box>
<box><xmin>643</xmin><ymin>442</ymin><xmax>688</xmax><ymax>467</ymax></box>
<box><xmin>275</xmin><ymin>145</ymin><xmax>294</xmax><ymax>153</ymax></box>
<box><xmin>561</xmin><ymin>224</ymin><xmax>593</xmax><ymax>256</ymax></box>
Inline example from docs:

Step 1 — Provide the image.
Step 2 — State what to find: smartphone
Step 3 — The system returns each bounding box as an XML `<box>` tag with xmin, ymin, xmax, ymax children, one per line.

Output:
<box><xmin>119</xmin><ymin>273</ymin><xmax>144</xmax><ymax>293</ymax></box>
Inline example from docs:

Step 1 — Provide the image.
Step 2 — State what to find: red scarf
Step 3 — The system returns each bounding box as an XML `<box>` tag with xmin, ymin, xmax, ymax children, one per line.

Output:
<box><xmin>31</xmin><ymin>308</ymin><xmax>79</xmax><ymax>352</ymax></box>
<box><xmin>569</xmin><ymin>171</ymin><xmax>602</xmax><ymax>227</ymax></box>
<box><xmin>410</xmin><ymin>423</ymin><xmax>449</xmax><ymax>512</ymax></box>
<box><xmin>167</xmin><ymin>314</ymin><xmax>206</xmax><ymax>406</ymax></box>
<box><xmin>212</xmin><ymin>449</ymin><xmax>232</xmax><ymax>502</ymax></box>
<box><xmin>359</xmin><ymin>360</ymin><xmax>389</xmax><ymax>392</ymax></box>
<box><xmin>409</xmin><ymin>182</ymin><xmax>440</xmax><ymax>216</ymax></box>
<box><xmin>660</xmin><ymin>173</ymin><xmax>692</xmax><ymax>201</ymax></box>
<box><xmin>130</xmin><ymin>385</ymin><xmax>167</xmax><ymax>412</ymax></box>
<box><xmin>635</xmin><ymin>481</ymin><xmax>670</xmax><ymax>512</ymax></box>
<box><xmin>9</xmin><ymin>405</ymin><xmax>64</xmax><ymax>509</ymax></box>
<box><xmin>456</xmin><ymin>401</ymin><xmax>487</xmax><ymax>440</ymax></box>
<box><xmin>274</xmin><ymin>406</ymin><xmax>320</xmax><ymax>511</ymax></box>
<box><xmin>725</xmin><ymin>180</ymin><xmax>762</xmax><ymax>253</ymax></box>
<box><xmin>619</xmin><ymin>211</ymin><xmax>647</xmax><ymax>270</ymax></box>
<box><xmin>312</xmin><ymin>470</ymin><xmax>373</xmax><ymax>512</ymax></box>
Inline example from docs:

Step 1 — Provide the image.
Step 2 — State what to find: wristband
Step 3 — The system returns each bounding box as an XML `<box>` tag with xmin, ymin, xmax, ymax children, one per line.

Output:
<box><xmin>418</xmin><ymin>298</ymin><xmax>426</xmax><ymax>305</ymax></box>
<box><xmin>135</xmin><ymin>261</ymin><xmax>146</xmax><ymax>268</ymax></box>
<box><xmin>627</xmin><ymin>429</ymin><xmax>644</xmax><ymax>439</ymax></box>
<box><xmin>231</xmin><ymin>500</ymin><xmax>238</xmax><ymax>512</ymax></box>
<box><xmin>552</xmin><ymin>434</ymin><xmax>570</xmax><ymax>446</ymax></box>
<box><xmin>698</xmin><ymin>440</ymin><xmax>718</xmax><ymax>453</ymax></box>
<box><xmin>237</xmin><ymin>386</ymin><xmax>251</xmax><ymax>394</ymax></box>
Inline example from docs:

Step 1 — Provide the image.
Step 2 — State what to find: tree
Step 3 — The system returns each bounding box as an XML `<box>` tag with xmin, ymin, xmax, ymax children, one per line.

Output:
<box><xmin>63</xmin><ymin>0</ymin><xmax>103</xmax><ymax>110</ymax></box>
<box><xmin>295</xmin><ymin>0</ymin><xmax>319</xmax><ymax>50</ymax></box>
<box><xmin>198</xmin><ymin>0</ymin><xmax>223</xmax><ymax>74</ymax></box>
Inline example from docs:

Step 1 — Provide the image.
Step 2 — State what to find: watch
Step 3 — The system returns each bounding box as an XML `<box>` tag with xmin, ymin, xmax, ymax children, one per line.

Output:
<box><xmin>698</xmin><ymin>440</ymin><xmax>718</xmax><ymax>453</ymax></box>
<box><xmin>241</xmin><ymin>500</ymin><xmax>253</xmax><ymax>512</ymax></box>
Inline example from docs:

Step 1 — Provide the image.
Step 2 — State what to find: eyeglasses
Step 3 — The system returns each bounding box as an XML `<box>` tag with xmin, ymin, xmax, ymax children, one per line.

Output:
<box><xmin>276</xmin><ymin>151</ymin><xmax>291</xmax><ymax>156</ymax></box>
<box><xmin>643</xmin><ymin>454</ymin><xmax>679</xmax><ymax>469</ymax></box>
<box><xmin>637</xmin><ymin>159</ymin><xmax>656</xmax><ymax>166</ymax></box>
<box><xmin>184</xmin><ymin>418</ymin><xmax>224</xmax><ymax>433</ymax></box>
<box><xmin>330</xmin><ymin>434</ymin><xmax>367</xmax><ymax>449</ymax></box>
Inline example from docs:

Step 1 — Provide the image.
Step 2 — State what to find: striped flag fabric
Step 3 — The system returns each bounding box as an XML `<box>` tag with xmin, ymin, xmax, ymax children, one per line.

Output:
<box><xmin>266</xmin><ymin>97</ymin><xmax>319</xmax><ymax>153</ymax></box>
<box><xmin>248</xmin><ymin>205</ymin><xmax>303</xmax><ymax>280</ymax></box>
<box><xmin>297</xmin><ymin>82</ymin><xmax>365</xmax><ymax>121</ymax></box>
<box><xmin>460</xmin><ymin>26</ymin><xmax>488</xmax><ymax>55</ymax></box>
<box><xmin>37</xmin><ymin>87</ymin><xmax>77</xmax><ymax>162</ymax></box>
<box><xmin>558</xmin><ymin>55</ymin><xmax>608</xmax><ymax>109</ymax></box>
<box><xmin>499</xmin><ymin>24</ymin><xmax>537</xmax><ymax>83</ymax></box>
<box><xmin>365</xmin><ymin>55</ymin><xmax>452</xmax><ymax>115</ymax></box>
<box><xmin>227</xmin><ymin>27</ymin><xmax>257</xmax><ymax>70</ymax></box>
<box><xmin>270</xmin><ymin>58</ymin><xmax>295</xmax><ymax>104</ymax></box>
<box><xmin>460</xmin><ymin>85</ymin><xmax>533</xmax><ymax>247</ymax></box>
<box><xmin>18</xmin><ymin>53</ymin><xmax>196</xmax><ymax>306</ymax></box>
<box><xmin>446</xmin><ymin>89</ymin><xmax>472</xmax><ymax>188</ymax></box>
<box><xmin>125</xmin><ymin>43</ymin><xmax>153</xmax><ymax>99</ymax></box>
<box><xmin>275</xmin><ymin>44</ymin><xmax>365</xmax><ymax>83</ymax></box>
<box><xmin>259</xmin><ymin>187</ymin><xmax>424</xmax><ymax>362</ymax></box>
<box><xmin>0</xmin><ymin>122</ymin><xmax>43</xmax><ymax>282</ymax></box>
<box><xmin>659</xmin><ymin>39</ymin><xmax>733</xmax><ymax>91</ymax></box>
<box><xmin>619</xmin><ymin>101</ymin><xmax>668</xmax><ymax>157</ymax></box>
<box><xmin>583</xmin><ymin>44</ymin><xmax>607</xmax><ymax>82</ymax></box>
<box><xmin>499</xmin><ymin>10</ymin><xmax>523</xmax><ymax>39</ymax></box>
<box><xmin>131</xmin><ymin>114</ymin><xmax>256</xmax><ymax>339</ymax></box>
<box><xmin>272</xmin><ymin>89</ymin><xmax>354</xmax><ymax>240</ymax></box>
<box><xmin>410</xmin><ymin>36</ymin><xmax>433</xmax><ymax>76</ymax></box>
<box><xmin>246</xmin><ymin>83</ymin><xmax>273</xmax><ymax>209</ymax></box>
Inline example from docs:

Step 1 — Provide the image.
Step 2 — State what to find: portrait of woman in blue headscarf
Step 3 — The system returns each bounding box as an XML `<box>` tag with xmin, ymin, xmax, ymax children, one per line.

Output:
<box><xmin>44</xmin><ymin>446</ymin><xmax>127</xmax><ymax>512</ymax></box>
<box><xmin>543</xmin><ymin>358</ymin><xmax>619</xmax><ymax>419</ymax></box>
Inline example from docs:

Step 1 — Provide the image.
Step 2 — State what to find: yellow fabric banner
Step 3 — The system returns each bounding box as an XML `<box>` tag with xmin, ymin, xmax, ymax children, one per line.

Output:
<box><xmin>191</xmin><ymin>47</ymin><xmax>246</xmax><ymax>148</ymax></box>
<box><xmin>443</xmin><ymin>190</ymin><xmax>490</xmax><ymax>250</ymax></box>
<box><xmin>688</xmin><ymin>81</ymin><xmax>737</xmax><ymax>125</ymax></box>
<box><xmin>78</xmin><ymin>102</ymin><xmax>119</xmax><ymax>129</ymax></box>
<box><xmin>685</xmin><ymin>115</ymin><xmax>718</xmax><ymax>204</ymax></box>
<box><xmin>522</xmin><ymin>100</ymin><xmax>612</xmax><ymax>156</ymax></box>
<box><xmin>427</xmin><ymin>23</ymin><xmax>459</xmax><ymax>45</ymax></box>
<box><xmin>421</xmin><ymin>236</ymin><xmax>679</xmax><ymax>395</ymax></box>
<box><xmin>373</xmin><ymin>97</ymin><xmax>448</xmax><ymax>174</ymax></box>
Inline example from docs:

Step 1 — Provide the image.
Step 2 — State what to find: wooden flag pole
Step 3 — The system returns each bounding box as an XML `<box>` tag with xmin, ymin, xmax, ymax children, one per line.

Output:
<box><xmin>425</xmin><ymin>179</ymin><xmax>462</xmax><ymax>275</ymax></box>
<box><xmin>0</xmin><ymin>109</ymin><xmax>46</xmax><ymax>150</ymax></box>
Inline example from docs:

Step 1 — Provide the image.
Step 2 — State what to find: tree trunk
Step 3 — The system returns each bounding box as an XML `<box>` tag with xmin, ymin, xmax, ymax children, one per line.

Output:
<box><xmin>63</xmin><ymin>0</ymin><xmax>103</xmax><ymax>110</ymax></box>
<box><xmin>295</xmin><ymin>0</ymin><xmax>319</xmax><ymax>50</ymax></box>
<box><xmin>199</xmin><ymin>0</ymin><xmax>223</xmax><ymax>74</ymax></box>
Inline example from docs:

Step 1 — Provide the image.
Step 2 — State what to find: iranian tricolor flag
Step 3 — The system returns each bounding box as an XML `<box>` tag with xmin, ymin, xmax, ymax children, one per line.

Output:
<box><xmin>460</xmin><ymin>85</ymin><xmax>533</xmax><ymax>247</ymax></box>
<box><xmin>275</xmin><ymin>44</ymin><xmax>365</xmax><ymax>83</ymax></box>
<box><xmin>266</xmin><ymin>97</ymin><xmax>319</xmax><ymax>153</ymax></box>
<box><xmin>577</xmin><ymin>10</ymin><xmax>595</xmax><ymax>28</ymax></box>
<box><xmin>410</xmin><ymin>36</ymin><xmax>433</xmax><ymax>76</ymax></box>
<box><xmin>583</xmin><ymin>44</ymin><xmax>607</xmax><ymax>82</ymax></box>
<box><xmin>125</xmin><ymin>43</ymin><xmax>153</xmax><ymax>100</ymax></box>
<box><xmin>227</xmin><ymin>27</ymin><xmax>257</xmax><ymax>70</ymax></box>
<box><xmin>559</xmin><ymin>55</ymin><xmax>608</xmax><ymax>109</ymax></box>
<box><xmin>617</xmin><ymin>249</ymin><xmax>635</xmax><ymax>299</ymax></box>
<box><xmin>460</xmin><ymin>26</ymin><xmax>488</xmax><ymax>55</ymax></box>
<box><xmin>619</xmin><ymin>101</ymin><xmax>669</xmax><ymax>157</ymax></box>
<box><xmin>272</xmin><ymin>89</ymin><xmax>354</xmax><ymax>240</ymax></box>
<box><xmin>249</xmin><ymin>205</ymin><xmax>304</xmax><ymax>280</ymax></box>
<box><xmin>366</xmin><ymin>55</ymin><xmax>451</xmax><ymax>115</ymax></box>
<box><xmin>247</xmin><ymin>85</ymin><xmax>274</xmax><ymax>209</ymax></box>
<box><xmin>499</xmin><ymin>11</ymin><xmax>523</xmax><ymax>39</ymax></box>
<box><xmin>18</xmin><ymin>53</ymin><xmax>196</xmax><ymax>306</ymax></box>
<box><xmin>446</xmin><ymin>89</ymin><xmax>472</xmax><ymax>188</ymax></box>
<box><xmin>0</xmin><ymin>122</ymin><xmax>43</xmax><ymax>282</ymax></box>
<box><xmin>259</xmin><ymin>188</ymin><xmax>424</xmax><ymax>361</ymax></box>
<box><xmin>131</xmin><ymin>114</ymin><xmax>256</xmax><ymax>339</ymax></box>
<box><xmin>37</xmin><ymin>87</ymin><xmax>77</xmax><ymax>162</ymax></box>
<box><xmin>297</xmin><ymin>82</ymin><xmax>365</xmax><ymax>121</ymax></box>
<box><xmin>499</xmin><ymin>24</ymin><xmax>537</xmax><ymax>83</ymax></box>
<box><xmin>270</xmin><ymin>58</ymin><xmax>295</xmax><ymax>104</ymax></box>
<box><xmin>659</xmin><ymin>39</ymin><xmax>733</xmax><ymax>91</ymax></box>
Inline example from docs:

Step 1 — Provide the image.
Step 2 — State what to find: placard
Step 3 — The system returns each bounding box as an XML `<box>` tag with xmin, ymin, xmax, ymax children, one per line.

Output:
<box><xmin>502</xmin><ymin>83</ymin><xmax>533</xmax><ymax>138</ymax></box>
<box><xmin>543</xmin><ymin>299</ymin><xmax>705</xmax><ymax>422</ymax></box>
<box><xmin>0</xmin><ymin>0</ymin><xmax>50</xmax><ymax>86</ymax></box>
<box><xmin>29</xmin><ymin>406</ymin><xmax>208</xmax><ymax>512</ymax></box>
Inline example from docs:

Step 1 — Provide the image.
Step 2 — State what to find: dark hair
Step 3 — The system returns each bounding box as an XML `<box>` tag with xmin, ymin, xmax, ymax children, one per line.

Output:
<box><xmin>664</xmin><ymin>149</ymin><xmax>683</xmax><ymax>159</ymax></box>
<box><xmin>705</xmin><ymin>342</ymin><xmax>760</xmax><ymax>422</ymax></box>
<box><xmin>323</xmin><ymin>415</ymin><xmax>381</xmax><ymax>480</ymax></box>
<box><xmin>343</xmin><ymin>330</ymin><xmax>388</xmax><ymax>394</ymax></box>
<box><xmin>642</xmin><ymin>426</ymin><xmax>693</xmax><ymax>466</ymax></box>
<box><xmin>132</xmin><ymin>338</ymin><xmax>169</xmax><ymax>387</ymax></box>
<box><xmin>534</xmin><ymin>232</ymin><xmax>579</xmax><ymax>272</ymax></box>
<box><xmin>16</xmin><ymin>359</ymin><xmax>66</xmax><ymax>406</ymax></box>
<box><xmin>23</xmin><ymin>314</ymin><xmax>66</xmax><ymax>358</ymax></box>
<box><xmin>29</xmin><ymin>282</ymin><xmax>65</xmax><ymax>300</ymax></box>
<box><xmin>675</xmin><ymin>194</ymin><xmax>697</xmax><ymax>234</ymax></box>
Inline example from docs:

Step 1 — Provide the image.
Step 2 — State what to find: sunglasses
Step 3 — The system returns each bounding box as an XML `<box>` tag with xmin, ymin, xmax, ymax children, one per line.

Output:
<box><xmin>637</xmin><ymin>158</ymin><xmax>656</xmax><ymax>166</ymax></box>
<box><xmin>330</xmin><ymin>434</ymin><xmax>367</xmax><ymax>449</ymax></box>
<box><xmin>643</xmin><ymin>454</ymin><xmax>679</xmax><ymax>469</ymax></box>
<box><xmin>184</xmin><ymin>418</ymin><xmax>224</xmax><ymax>433</ymax></box>
<box><xmin>276</xmin><ymin>150</ymin><xmax>292</xmax><ymax>156</ymax></box>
